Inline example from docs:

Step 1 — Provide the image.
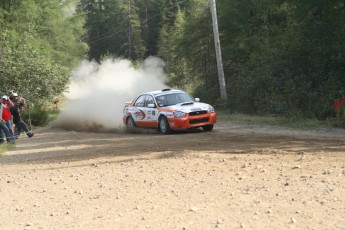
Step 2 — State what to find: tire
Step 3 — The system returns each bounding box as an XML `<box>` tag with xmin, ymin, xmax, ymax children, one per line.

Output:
<box><xmin>159</xmin><ymin>116</ymin><xmax>172</xmax><ymax>135</ymax></box>
<box><xmin>202</xmin><ymin>124</ymin><xmax>214</xmax><ymax>132</ymax></box>
<box><xmin>126</xmin><ymin>117</ymin><xmax>136</xmax><ymax>133</ymax></box>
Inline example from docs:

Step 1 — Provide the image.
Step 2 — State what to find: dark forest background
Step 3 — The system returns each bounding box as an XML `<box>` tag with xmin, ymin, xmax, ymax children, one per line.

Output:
<box><xmin>1</xmin><ymin>0</ymin><xmax>345</xmax><ymax>121</ymax></box>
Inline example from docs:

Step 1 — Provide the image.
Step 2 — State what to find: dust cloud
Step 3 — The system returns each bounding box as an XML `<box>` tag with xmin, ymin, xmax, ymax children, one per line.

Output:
<box><xmin>51</xmin><ymin>57</ymin><xmax>168</xmax><ymax>132</ymax></box>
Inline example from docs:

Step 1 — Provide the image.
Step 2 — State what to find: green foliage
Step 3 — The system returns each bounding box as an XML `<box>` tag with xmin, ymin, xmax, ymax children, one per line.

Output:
<box><xmin>157</xmin><ymin>0</ymin><xmax>219</xmax><ymax>104</ymax></box>
<box><xmin>1</xmin><ymin>0</ymin><xmax>86</xmax><ymax>69</ymax></box>
<box><xmin>2</xmin><ymin>0</ymin><xmax>345</xmax><ymax>123</ymax></box>
<box><xmin>78</xmin><ymin>0</ymin><xmax>146</xmax><ymax>61</ymax></box>
<box><xmin>79</xmin><ymin>0</ymin><xmax>345</xmax><ymax>122</ymax></box>
<box><xmin>216</xmin><ymin>0</ymin><xmax>345</xmax><ymax>120</ymax></box>
<box><xmin>47</xmin><ymin>109</ymin><xmax>60</xmax><ymax>122</ymax></box>
<box><xmin>0</xmin><ymin>0</ymin><xmax>87</xmax><ymax>106</ymax></box>
<box><xmin>20</xmin><ymin>105</ymin><xmax>60</xmax><ymax>127</ymax></box>
<box><xmin>21</xmin><ymin>107</ymin><xmax>50</xmax><ymax>126</ymax></box>
<box><xmin>217</xmin><ymin>112</ymin><xmax>332</xmax><ymax>130</ymax></box>
<box><xmin>0</xmin><ymin>31</ymin><xmax>70</xmax><ymax>105</ymax></box>
<box><xmin>0</xmin><ymin>144</ymin><xmax>14</xmax><ymax>156</ymax></box>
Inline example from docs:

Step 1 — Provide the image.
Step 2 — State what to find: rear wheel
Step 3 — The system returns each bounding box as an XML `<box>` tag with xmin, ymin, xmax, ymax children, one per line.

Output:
<box><xmin>202</xmin><ymin>124</ymin><xmax>213</xmax><ymax>131</ymax></box>
<box><xmin>159</xmin><ymin>116</ymin><xmax>172</xmax><ymax>135</ymax></box>
<box><xmin>126</xmin><ymin>117</ymin><xmax>136</xmax><ymax>133</ymax></box>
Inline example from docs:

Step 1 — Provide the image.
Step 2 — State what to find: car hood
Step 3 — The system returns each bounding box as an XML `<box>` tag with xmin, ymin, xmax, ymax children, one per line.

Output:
<box><xmin>166</xmin><ymin>102</ymin><xmax>211</xmax><ymax>113</ymax></box>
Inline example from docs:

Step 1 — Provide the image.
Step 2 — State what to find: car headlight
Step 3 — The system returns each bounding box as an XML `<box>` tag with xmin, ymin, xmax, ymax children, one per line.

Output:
<box><xmin>173</xmin><ymin>111</ymin><xmax>186</xmax><ymax>118</ymax></box>
<box><xmin>208</xmin><ymin>106</ymin><xmax>215</xmax><ymax>113</ymax></box>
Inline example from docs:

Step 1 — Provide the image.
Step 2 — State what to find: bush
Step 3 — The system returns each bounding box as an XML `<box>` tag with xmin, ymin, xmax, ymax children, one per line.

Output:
<box><xmin>21</xmin><ymin>108</ymin><xmax>49</xmax><ymax>126</ymax></box>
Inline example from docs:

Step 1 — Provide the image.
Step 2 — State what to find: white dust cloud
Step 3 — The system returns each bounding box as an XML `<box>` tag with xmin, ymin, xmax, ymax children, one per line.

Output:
<box><xmin>52</xmin><ymin>57</ymin><xmax>168</xmax><ymax>132</ymax></box>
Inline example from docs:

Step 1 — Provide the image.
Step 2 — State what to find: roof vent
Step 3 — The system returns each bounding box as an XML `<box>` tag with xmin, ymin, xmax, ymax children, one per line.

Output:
<box><xmin>162</xmin><ymin>88</ymin><xmax>171</xmax><ymax>92</ymax></box>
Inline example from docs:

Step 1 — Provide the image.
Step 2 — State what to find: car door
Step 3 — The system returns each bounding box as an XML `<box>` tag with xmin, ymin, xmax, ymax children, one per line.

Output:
<box><xmin>131</xmin><ymin>95</ymin><xmax>147</xmax><ymax>127</ymax></box>
<box><xmin>142</xmin><ymin>95</ymin><xmax>159</xmax><ymax>127</ymax></box>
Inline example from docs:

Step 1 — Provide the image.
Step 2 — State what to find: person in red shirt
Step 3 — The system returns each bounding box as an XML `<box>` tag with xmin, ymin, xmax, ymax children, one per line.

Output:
<box><xmin>0</xmin><ymin>95</ymin><xmax>15</xmax><ymax>144</ymax></box>
<box><xmin>1</xmin><ymin>95</ymin><xmax>14</xmax><ymax>137</ymax></box>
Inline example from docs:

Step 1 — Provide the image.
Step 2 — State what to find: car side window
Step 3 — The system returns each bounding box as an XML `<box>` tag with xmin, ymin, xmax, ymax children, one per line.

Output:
<box><xmin>134</xmin><ymin>95</ymin><xmax>145</xmax><ymax>107</ymax></box>
<box><xmin>145</xmin><ymin>95</ymin><xmax>155</xmax><ymax>107</ymax></box>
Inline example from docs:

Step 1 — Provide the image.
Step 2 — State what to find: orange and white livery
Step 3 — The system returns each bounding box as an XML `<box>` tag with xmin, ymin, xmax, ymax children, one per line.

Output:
<box><xmin>123</xmin><ymin>89</ymin><xmax>217</xmax><ymax>134</ymax></box>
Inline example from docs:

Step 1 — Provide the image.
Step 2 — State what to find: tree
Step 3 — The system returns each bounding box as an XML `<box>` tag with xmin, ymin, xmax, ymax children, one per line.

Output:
<box><xmin>79</xmin><ymin>0</ymin><xmax>145</xmax><ymax>61</ymax></box>
<box><xmin>0</xmin><ymin>31</ymin><xmax>69</xmax><ymax>104</ymax></box>
<box><xmin>0</xmin><ymin>0</ymin><xmax>86</xmax><ymax>105</ymax></box>
<box><xmin>157</xmin><ymin>0</ymin><xmax>220</xmax><ymax>103</ymax></box>
<box><xmin>213</xmin><ymin>0</ymin><xmax>345</xmax><ymax>118</ymax></box>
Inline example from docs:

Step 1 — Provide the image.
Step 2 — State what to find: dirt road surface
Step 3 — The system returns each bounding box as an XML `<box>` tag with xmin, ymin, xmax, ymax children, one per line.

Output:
<box><xmin>1</xmin><ymin>121</ymin><xmax>344</xmax><ymax>230</ymax></box>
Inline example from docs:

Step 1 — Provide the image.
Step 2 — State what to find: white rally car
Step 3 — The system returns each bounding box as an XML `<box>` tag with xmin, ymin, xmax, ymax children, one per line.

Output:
<box><xmin>123</xmin><ymin>89</ymin><xmax>217</xmax><ymax>134</ymax></box>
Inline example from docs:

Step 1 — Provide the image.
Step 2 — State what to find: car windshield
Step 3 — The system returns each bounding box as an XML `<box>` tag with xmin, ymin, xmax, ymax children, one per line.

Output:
<box><xmin>155</xmin><ymin>93</ymin><xmax>195</xmax><ymax>106</ymax></box>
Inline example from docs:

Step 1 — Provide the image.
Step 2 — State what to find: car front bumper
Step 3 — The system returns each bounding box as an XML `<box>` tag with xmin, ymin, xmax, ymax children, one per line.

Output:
<box><xmin>168</xmin><ymin>112</ymin><xmax>217</xmax><ymax>130</ymax></box>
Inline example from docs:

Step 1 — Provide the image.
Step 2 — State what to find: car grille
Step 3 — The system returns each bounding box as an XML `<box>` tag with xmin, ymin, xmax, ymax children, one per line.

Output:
<box><xmin>189</xmin><ymin>110</ymin><xmax>207</xmax><ymax>116</ymax></box>
<box><xmin>189</xmin><ymin>118</ymin><xmax>209</xmax><ymax>124</ymax></box>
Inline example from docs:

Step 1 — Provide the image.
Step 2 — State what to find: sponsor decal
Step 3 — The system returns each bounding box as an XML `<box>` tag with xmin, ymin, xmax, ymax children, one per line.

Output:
<box><xmin>191</xmin><ymin>108</ymin><xmax>201</xmax><ymax>112</ymax></box>
<box><xmin>134</xmin><ymin>109</ymin><xmax>146</xmax><ymax>120</ymax></box>
<box><xmin>152</xmin><ymin>110</ymin><xmax>156</xmax><ymax>116</ymax></box>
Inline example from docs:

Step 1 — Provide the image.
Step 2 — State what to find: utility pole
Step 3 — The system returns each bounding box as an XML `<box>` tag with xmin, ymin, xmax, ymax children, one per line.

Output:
<box><xmin>128</xmin><ymin>0</ymin><xmax>132</xmax><ymax>60</ymax></box>
<box><xmin>210</xmin><ymin>0</ymin><xmax>227</xmax><ymax>102</ymax></box>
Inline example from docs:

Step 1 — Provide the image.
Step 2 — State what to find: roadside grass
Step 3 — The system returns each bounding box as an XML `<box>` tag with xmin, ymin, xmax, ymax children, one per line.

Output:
<box><xmin>0</xmin><ymin>144</ymin><xmax>15</xmax><ymax>156</ymax></box>
<box><xmin>217</xmin><ymin>112</ymin><xmax>333</xmax><ymax>130</ymax></box>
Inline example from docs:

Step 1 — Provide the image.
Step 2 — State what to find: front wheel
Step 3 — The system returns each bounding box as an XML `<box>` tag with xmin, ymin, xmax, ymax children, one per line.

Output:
<box><xmin>159</xmin><ymin>117</ymin><xmax>172</xmax><ymax>135</ymax></box>
<box><xmin>202</xmin><ymin>124</ymin><xmax>213</xmax><ymax>131</ymax></box>
<box><xmin>126</xmin><ymin>117</ymin><xmax>136</xmax><ymax>133</ymax></box>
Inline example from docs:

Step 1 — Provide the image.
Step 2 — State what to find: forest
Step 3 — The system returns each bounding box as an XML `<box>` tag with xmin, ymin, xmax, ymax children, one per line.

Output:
<box><xmin>1</xmin><ymin>0</ymin><xmax>345</xmax><ymax>121</ymax></box>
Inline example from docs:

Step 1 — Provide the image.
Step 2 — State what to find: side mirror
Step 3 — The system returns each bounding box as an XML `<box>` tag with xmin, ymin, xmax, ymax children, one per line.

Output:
<box><xmin>195</xmin><ymin>98</ymin><xmax>200</xmax><ymax>102</ymax></box>
<box><xmin>147</xmin><ymin>103</ymin><xmax>156</xmax><ymax>108</ymax></box>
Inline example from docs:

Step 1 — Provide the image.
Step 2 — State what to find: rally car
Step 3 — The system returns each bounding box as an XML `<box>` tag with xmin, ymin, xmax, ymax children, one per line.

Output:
<box><xmin>123</xmin><ymin>89</ymin><xmax>217</xmax><ymax>134</ymax></box>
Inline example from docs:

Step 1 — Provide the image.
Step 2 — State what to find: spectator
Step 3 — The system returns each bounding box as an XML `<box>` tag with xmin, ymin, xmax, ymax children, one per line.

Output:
<box><xmin>10</xmin><ymin>97</ymin><xmax>34</xmax><ymax>138</ymax></box>
<box><xmin>8</xmin><ymin>91</ymin><xmax>29</xmax><ymax>136</ymax></box>
<box><xmin>0</xmin><ymin>97</ymin><xmax>15</xmax><ymax>144</ymax></box>
<box><xmin>1</xmin><ymin>95</ymin><xmax>14</xmax><ymax>133</ymax></box>
<box><xmin>9</xmin><ymin>91</ymin><xmax>27</xmax><ymax>109</ymax></box>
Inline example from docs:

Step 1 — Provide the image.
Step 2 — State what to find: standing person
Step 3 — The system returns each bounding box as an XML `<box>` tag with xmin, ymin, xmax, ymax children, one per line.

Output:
<box><xmin>7</xmin><ymin>91</ymin><xmax>16</xmax><ymax>134</ymax></box>
<box><xmin>8</xmin><ymin>92</ymin><xmax>25</xmax><ymax>136</ymax></box>
<box><xmin>9</xmin><ymin>91</ymin><xmax>26</xmax><ymax>109</ymax></box>
<box><xmin>10</xmin><ymin>97</ymin><xmax>34</xmax><ymax>138</ymax></box>
<box><xmin>0</xmin><ymin>98</ymin><xmax>15</xmax><ymax>144</ymax></box>
<box><xmin>1</xmin><ymin>95</ymin><xmax>14</xmax><ymax>136</ymax></box>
